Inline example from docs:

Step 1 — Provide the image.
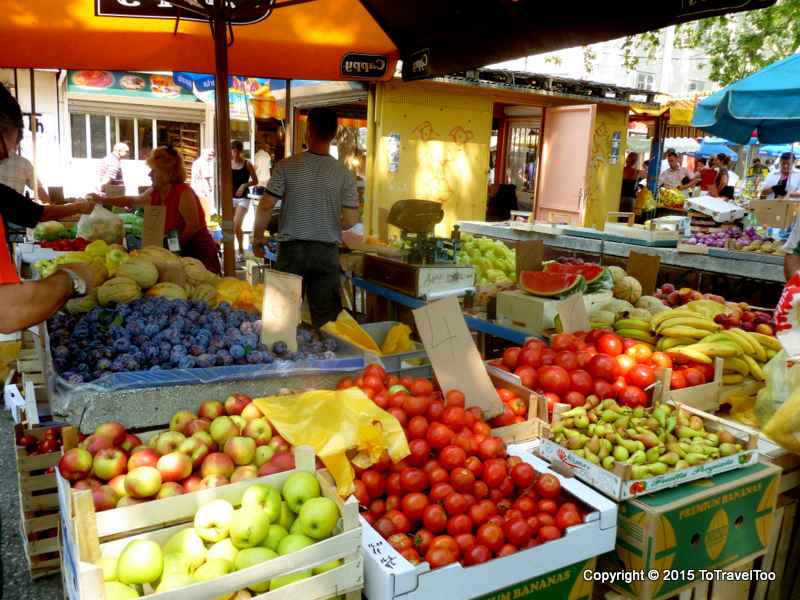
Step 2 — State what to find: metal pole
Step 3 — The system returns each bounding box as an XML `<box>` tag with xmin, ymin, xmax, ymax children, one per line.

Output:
<box><xmin>284</xmin><ymin>79</ymin><xmax>292</xmax><ymax>157</ymax></box>
<box><xmin>213</xmin><ymin>0</ymin><xmax>235</xmax><ymax>276</ymax></box>
<box><xmin>29</xmin><ymin>69</ymin><xmax>38</xmax><ymax>200</ymax></box>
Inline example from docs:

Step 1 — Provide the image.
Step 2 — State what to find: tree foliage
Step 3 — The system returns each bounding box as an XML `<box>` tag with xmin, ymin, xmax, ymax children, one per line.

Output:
<box><xmin>620</xmin><ymin>0</ymin><xmax>800</xmax><ymax>86</ymax></box>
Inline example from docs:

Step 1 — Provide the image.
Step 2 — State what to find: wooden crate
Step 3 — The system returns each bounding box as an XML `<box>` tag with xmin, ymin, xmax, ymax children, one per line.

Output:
<box><xmin>60</xmin><ymin>445</ymin><xmax>363</xmax><ymax>600</ymax></box>
<box><xmin>15</xmin><ymin>422</ymin><xmax>65</xmax><ymax>578</ymax></box>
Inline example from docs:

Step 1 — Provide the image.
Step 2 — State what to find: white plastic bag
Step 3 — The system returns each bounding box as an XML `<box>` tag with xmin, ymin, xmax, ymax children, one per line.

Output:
<box><xmin>77</xmin><ymin>205</ymin><xmax>124</xmax><ymax>244</ymax></box>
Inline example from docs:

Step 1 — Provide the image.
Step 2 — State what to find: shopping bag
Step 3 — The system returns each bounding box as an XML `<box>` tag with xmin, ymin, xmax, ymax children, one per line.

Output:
<box><xmin>76</xmin><ymin>205</ymin><xmax>124</xmax><ymax>244</ymax></box>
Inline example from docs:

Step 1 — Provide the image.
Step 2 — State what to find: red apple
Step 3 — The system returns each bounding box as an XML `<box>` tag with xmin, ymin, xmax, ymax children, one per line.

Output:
<box><xmin>128</xmin><ymin>447</ymin><xmax>160</xmax><ymax>471</ymax></box>
<box><xmin>181</xmin><ymin>475</ymin><xmax>203</xmax><ymax>493</ymax></box>
<box><xmin>257</xmin><ymin>450</ymin><xmax>295</xmax><ymax>476</ymax></box>
<box><xmin>223</xmin><ymin>436</ymin><xmax>256</xmax><ymax>466</ymax></box>
<box><xmin>231</xmin><ymin>465</ymin><xmax>258</xmax><ymax>482</ymax></box>
<box><xmin>116</xmin><ymin>496</ymin><xmax>145</xmax><ymax>507</ymax></box>
<box><xmin>191</xmin><ymin>431</ymin><xmax>217</xmax><ymax>452</ymax></box>
<box><xmin>79</xmin><ymin>434</ymin><xmax>114</xmax><ymax>456</ymax></box>
<box><xmin>157</xmin><ymin>482</ymin><xmax>185</xmax><ymax>499</ymax></box>
<box><xmin>242</xmin><ymin>418</ymin><xmax>272</xmax><ymax>446</ymax></box>
<box><xmin>156</xmin><ymin>451</ymin><xmax>193</xmax><ymax>483</ymax></box>
<box><xmin>92</xmin><ymin>448</ymin><xmax>128</xmax><ymax>481</ymax></box>
<box><xmin>119</xmin><ymin>433</ymin><xmax>142</xmax><ymax>453</ymax></box>
<box><xmin>58</xmin><ymin>448</ymin><xmax>93</xmax><ymax>481</ymax></box>
<box><xmin>198</xmin><ymin>400</ymin><xmax>225</xmax><ymax>421</ymax></box>
<box><xmin>200</xmin><ymin>452</ymin><xmax>235</xmax><ymax>479</ymax></box>
<box><xmin>108</xmin><ymin>474</ymin><xmax>127</xmax><ymax>497</ymax></box>
<box><xmin>224</xmin><ymin>394</ymin><xmax>252</xmax><ymax>416</ymax></box>
<box><xmin>155</xmin><ymin>431</ymin><xmax>186</xmax><ymax>455</ymax></box>
<box><xmin>200</xmin><ymin>474</ymin><xmax>229</xmax><ymax>489</ymax></box>
<box><xmin>125</xmin><ymin>466</ymin><xmax>162</xmax><ymax>498</ymax></box>
<box><xmin>240</xmin><ymin>403</ymin><xmax>263</xmax><ymax>421</ymax></box>
<box><xmin>73</xmin><ymin>477</ymin><xmax>102</xmax><ymax>490</ymax></box>
<box><xmin>268</xmin><ymin>435</ymin><xmax>290</xmax><ymax>453</ymax></box>
<box><xmin>92</xmin><ymin>485</ymin><xmax>119</xmax><ymax>512</ymax></box>
<box><xmin>94</xmin><ymin>421</ymin><xmax>127</xmax><ymax>446</ymax></box>
<box><xmin>169</xmin><ymin>411</ymin><xmax>196</xmax><ymax>433</ymax></box>
<box><xmin>178</xmin><ymin>437</ymin><xmax>210</xmax><ymax>470</ymax></box>
<box><xmin>183</xmin><ymin>418</ymin><xmax>211</xmax><ymax>436</ymax></box>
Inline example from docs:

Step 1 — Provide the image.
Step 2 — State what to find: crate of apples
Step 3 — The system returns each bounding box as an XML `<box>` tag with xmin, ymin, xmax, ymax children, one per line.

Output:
<box><xmin>58</xmin><ymin>394</ymin><xmax>296</xmax><ymax>512</ymax></box>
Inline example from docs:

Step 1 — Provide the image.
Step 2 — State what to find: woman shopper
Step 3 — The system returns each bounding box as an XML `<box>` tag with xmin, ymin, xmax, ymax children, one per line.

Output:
<box><xmin>620</xmin><ymin>152</ymin><xmax>641</xmax><ymax>212</ymax></box>
<box><xmin>101</xmin><ymin>146</ymin><xmax>221</xmax><ymax>273</ymax></box>
<box><xmin>231</xmin><ymin>141</ymin><xmax>258</xmax><ymax>262</ymax></box>
<box><xmin>710</xmin><ymin>153</ymin><xmax>735</xmax><ymax>199</ymax></box>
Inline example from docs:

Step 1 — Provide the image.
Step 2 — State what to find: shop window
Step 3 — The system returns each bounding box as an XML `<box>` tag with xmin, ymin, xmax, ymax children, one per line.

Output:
<box><xmin>636</xmin><ymin>72</ymin><xmax>655</xmax><ymax>91</ymax></box>
<box><xmin>138</xmin><ymin>119</ymin><xmax>153</xmax><ymax>160</ymax></box>
<box><xmin>506</xmin><ymin>124</ymin><xmax>540</xmax><ymax>202</ymax></box>
<box><xmin>112</xmin><ymin>117</ymin><xmax>134</xmax><ymax>156</ymax></box>
<box><xmin>70</xmin><ymin>113</ymin><xmax>87</xmax><ymax>159</ymax></box>
<box><xmin>89</xmin><ymin>114</ymin><xmax>106</xmax><ymax>159</ymax></box>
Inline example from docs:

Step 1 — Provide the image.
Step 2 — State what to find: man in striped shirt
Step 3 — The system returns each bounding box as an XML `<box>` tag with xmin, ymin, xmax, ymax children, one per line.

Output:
<box><xmin>253</xmin><ymin>107</ymin><xmax>359</xmax><ymax>329</ymax></box>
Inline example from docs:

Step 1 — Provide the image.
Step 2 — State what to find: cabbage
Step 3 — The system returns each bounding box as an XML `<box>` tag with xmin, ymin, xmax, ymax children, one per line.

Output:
<box><xmin>34</xmin><ymin>221</ymin><xmax>67</xmax><ymax>242</ymax></box>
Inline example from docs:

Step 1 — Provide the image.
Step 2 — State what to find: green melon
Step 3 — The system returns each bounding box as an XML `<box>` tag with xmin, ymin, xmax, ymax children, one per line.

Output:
<box><xmin>543</xmin><ymin>262</ymin><xmax>606</xmax><ymax>287</ymax></box>
<box><xmin>519</xmin><ymin>271</ymin><xmax>585</xmax><ymax>298</ymax></box>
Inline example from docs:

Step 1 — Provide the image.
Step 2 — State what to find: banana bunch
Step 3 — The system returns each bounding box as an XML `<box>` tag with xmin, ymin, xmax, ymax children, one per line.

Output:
<box><xmin>613</xmin><ymin>317</ymin><xmax>656</xmax><ymax>345</ymax></box>
<box><xmin>653</xmin><ymin>305</ymin><xmax>722</xmax><ymax>356</ymax></box>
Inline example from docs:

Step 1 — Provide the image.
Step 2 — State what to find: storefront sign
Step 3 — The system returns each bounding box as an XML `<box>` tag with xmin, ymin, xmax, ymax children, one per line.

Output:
<box><xmin>68</xmin><ymin>70</ymin><xmax>197</xmax><ymax>101</ymax></box>
<box><xmin>340</xmin><ymin>54</ymin><xmax>388</xmax><ymax>79</ymax></box>
<box><xmin>403</xmin><ymin>48</ymin><xmax>431</xmax><ymax>80</ymax></box>
<box><xmin>95</xmin><ymin>0</ymin><xmax>271</xmax><ymax>24</ymax></box>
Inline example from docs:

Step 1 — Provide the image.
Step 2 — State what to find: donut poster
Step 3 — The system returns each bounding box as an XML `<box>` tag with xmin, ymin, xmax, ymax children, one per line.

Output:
<box><xmin>68</xmin><ymin>71</ymin><xmax>194</xmax><ymax>100</ymax></box>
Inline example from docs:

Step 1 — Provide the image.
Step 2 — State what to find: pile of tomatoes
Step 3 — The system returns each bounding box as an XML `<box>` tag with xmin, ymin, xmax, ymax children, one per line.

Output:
<box><xmin>489</xmin><ymin>387</ymin><xmax>529</xmax><ymax>428</ymax></box>
<box><xmin>16</xmin><ymin>426</ymin><xmax>62</xmax><ymax>456</ymax></box>
<box><xmin>38</xmin><ymin>237</ymin><xmax>89</xmax><ymax>251</ymax></box>
<box><xmin>492</xmin><ymin>331</ymin><xmax>679</xmax><ymax>413</ymax></box>
<box><xmin>338</xmin><ymin>365</ymin><xmax>587</xmax><ymax>569</ymax></box>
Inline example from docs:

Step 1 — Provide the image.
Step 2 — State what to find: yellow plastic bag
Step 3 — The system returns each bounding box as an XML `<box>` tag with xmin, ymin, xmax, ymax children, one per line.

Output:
<box><xmin>381</xmin><ymin>323</ymin><xmax>413</xmax><ymax>354</ymax></box>
<box><xmin>254</xmin><ymin>387</ymin><xmax>409</xmax><ymax>496</ymax></box>
<box><xmin>321</xmin><ymin>310</ymin><xmax>382</xmax><ymax>354</ymax></box>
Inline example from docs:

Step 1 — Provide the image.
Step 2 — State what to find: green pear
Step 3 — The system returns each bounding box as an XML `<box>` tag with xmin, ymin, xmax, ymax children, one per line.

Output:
<box><xmin>278</xmin><ymin>501</ymin><xmax>296</xmax><ymax>530</ymax></box>
<box><xmin>241</xmin><ymin>483</ymin><xmax>281</xmax><ymax>523</ymax></box>
<box><xmin>313</xmin><ymin>559</ymin><xmax>342</xmax><ymax>575</ymax></box>
<box><xmin>277</xmin><ymin>534</ymin><xmax>314</xmax><ymax>556</ymax></box>
<box><xmin>194</xmin><ymin>557</ymin><xmax>232</xmax><ymax>582</ymax></box>
<box><xmin>234</xmin><ymin>547</ymin><xmax>278</xmax><ymax>593</ymax></box>
<box><xmin>155</xmin><ymin>574</ymin><xmax>196</xmax><ymax>593</ymax></box>
<box><xmin>229</xmin><ymin>506</ymin><xmax>270</xmax><ymax>549</ymax></box>
<box><xmin>282</xmin><ymin>472</ymin><xmax>320</xmax><ymax>513</ymax></box>
<box><xmin>116</xmin><ymin>540</ymin><xmax>163</xmax><ymax>585</ymax></box>
<box><xmin>207</xmin><ymin>538</ymin><xmax>239</xmax><ymax>564</ymax></box>
<box><xmin>97</xmin><ymin>554</ymin><xmax>118</xmax><ymax>581</ymax></box>
<box><xmin>104</xmin><ymin>581</ymin><xmax>140</xmax><ymax>599</ymax></box>
<box><xmin>270</xmin><ymin>570</ymin><xmax>312</xmax><ymax>590</ymax></box>
<box><xmin>163</xmin><ymin>528</ymin><xmax>207</xmax><ymax>571</ymax></box>
<box><xmin>262</xmin><ymin>524</ymin><xmax>288</xmax><ymax>551</ymax></box>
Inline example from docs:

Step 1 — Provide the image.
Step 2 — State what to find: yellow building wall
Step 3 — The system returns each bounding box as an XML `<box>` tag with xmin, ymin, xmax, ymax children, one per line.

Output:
<box><xmin>366</xmin><ymin>82</ymin><xmax>493</xmax><ymax>239</ymax></box>
<box><xmin>584</xmin><ymin>104</ymin><xmax>629</xmax><ymax>229</ymax></box>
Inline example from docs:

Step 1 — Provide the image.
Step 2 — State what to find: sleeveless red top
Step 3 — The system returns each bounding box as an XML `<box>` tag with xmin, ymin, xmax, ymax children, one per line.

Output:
<box><xmin>0</xmin><ymin>219</ymin><xmax>20</xmax><ymax>284</ymax></box>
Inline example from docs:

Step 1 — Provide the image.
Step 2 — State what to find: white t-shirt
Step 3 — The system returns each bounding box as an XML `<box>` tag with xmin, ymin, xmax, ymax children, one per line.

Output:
<box><xmin>762</xmin><ymin>170</ymin><xmax>800</xmax><ymax>199</ymax></box>
<box><xmin>0</xmin><ymin>154</ymin><xmax>35</xmax><ymax>195</ymax></box>
<box><xmin>254</xmin><ymin>150</ymin><xmax>272</xmax><ymax>186</ymax></box>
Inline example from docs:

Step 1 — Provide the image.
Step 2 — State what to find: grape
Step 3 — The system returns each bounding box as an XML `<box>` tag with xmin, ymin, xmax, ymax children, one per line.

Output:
<box><xmin>215</xmin><ymin>350</ymin><xmax>234</xmax><ymax>366</ymax></box>
<box><xmin>196</xmin><ymin>353</ymin><xmax>216</xmax><ymax>368</ymax></box>
<box><xmin>323</xmin><ymin>338</ymin><xmax>337</xmax><ymax>352</ymax></box>
<box><xmin>271</xmin><ymin>341</ymin><xmax>288</xmax><ymax>355</ymax></box>
<box><xmin>230</xmin><ymin>344</ymin><xmax>245</xmax><ymax>360</ymax></box>
<box><xmin>178</xmin><ymin>356</ymin><xmax>196</xmax><ymax>369</ymax></box>
<box><xmin>242</xmin><ymin>333</ymin><xmax>259</xmax><ymax>349</ymax></box>
<box><xmin>240</xmin><ymin>321</ymin><xmax>254</xmax><ymax>335</ymax></box>
<box><xmin>246</xmin><ymin>351</ymin><xmax>266</xmax><ymax>364</ymax></box>
<box><xmin>113</xmin><ymin>338</ymin><xmax>131</xmax><ymax>354</ymax></box>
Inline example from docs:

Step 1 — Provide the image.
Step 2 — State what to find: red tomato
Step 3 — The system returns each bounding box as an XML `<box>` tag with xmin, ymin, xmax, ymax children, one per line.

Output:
<box><xmin>684</xmin><ymin>367</ymin><xmax>706</xmax><ymax>387</ymax></box>
<box><xmin>429</xmin><ymin>482</ymin><xmax>455</xmax><ymax>503</ymax></box>
<box><xmin>442</xmin><ymin>406</ymin><xmax>467</xmax><ymax>430</ymax></box>
<box><xmin>450</xmin><ymin>467</ymin><xmax>476</xmax><ymax>493</ymax></box>
<box><xmin>537</xmin><ymin>513</ymin><xmax>555</xmax><ymax>527</ymax></box>
<box><xmin>399</xmin><ymin>468</ymin><xmax>428</xmax><ymax>493</ymax></box>
<box><xmin>385</xmin><ymin>510</ymin><xmax>412</xmax><ymax>533</ymax></box>
<box><xmin>504</xmin><ymin>508</ymin><xmax>524</xmax><ymax>523</ymax></box>
<box><xmin>452</xmin><ymin>430</ymin><xmax>476</xmax><ymax>454</ymax></box>
<box><xmin>587</xmin><ymin>354</ymin><xmax>620</xmax><ymax>382</ymax></box>
<box><xmin>556</xmin><ymin>509</ymin><xmax>583</xmax><ymax>530</ymax></box>
<box><xmin>464</xmin><ymin>544</ymin><xmax>492</xmax><ymax>565</ymax></box>
<box><xmin>373</xmin><ymin>390</ymin><xmax>390</xmax><ymax>409</ymax></box>
<box><xmin>446</xmin><ymin>514</ymin><xmax>473</xmax><ymax>536</ymax></box>
<box><xmin>510</xmin><ymin>463</ymin><xmax>535</xmax><ymax>489</ymax></box>
<box><xmin>619</xmin><ymin>385</ymin><xmax>648</xmax><ymax>408</ymax></box>
<box><xmin>651</xmin><ymin>352</ymin><xmax>673</xmax><ymax>369</ymax></box>
<box><xmin>430</xmin><ymin>535</ymin><xmax>460</xmax><ymax>557</ymax></box>
<box><xmin>364</xmin><ymin>364</ymin><xmax>387</xmax><ymax>380</ymax></box>
<box><xmin>472</xmin><ymin>421</ymin><xmax>491</xmax><ymax>437</ymax></box>
<box><xmin>454</xmin><ymin>532</ymin><xmax>476</xmax><ymax>555</ymax></box>
<box><xmin>362</xmin><ymin>470</ymin><xmax>385</xmax><ymax>498</ymax></box>
<box><xmin>401</xmin><ymin>493</ymin><xmax>429</xmax><ymax>521</ymax></box>
<box><xmin>413</xmin><ymin>529</ymin><xmax>433</xmax><ymax>554</ymax></box>
<box><xmin>535</xmin><ymin>474</ymin><xmax>561</xmax><ymax>499</ymax></box>
<box><xmin>427</xmin><ymin>401</ymin><xmax>444</xmax><ymax>422</ymax></box>
<box><xmin>626</xmin><ymin>343</ymin><xmax>653</xmax><ymax>363</ymax></box>
<box><xmin>569</xmin><ymin>370</ymin><xmax>593</xmax><ymax>395</ymax></box>
<box><xmin>388</xmin><ymin>407</ymin><xmax>408</xmax><ymax>427</ymax></box>
<box><xmin>385</xmin><ymin>495</ymin><xmax>400</xmax><ymax>512</ymax></box>
<box><xmin>426</xmin><ymin>423</ymin><xmax>455</xmax><ymax>450</ymax></box>
<box><xmin>513</xmin><ymin>366</ymin><xmax>538</xmax><ymax>389</ymax></box>
<box><xmin>410</xmin><ymin>378</ymin><xmax>434</xmax><ymax>397</ymax></box>
<box><xmin>498</xmin><ymin>476</ymin><xmax>516</xmax><ymax>498</ymax></box>
<box><xmin>478</xmin><ymin>437</ymin><xmax>506</xmax><ymax>461</ymax></box>
<box><xmin>554</xmin><ymin>351</ymin><xmax>579</xmax><ymax>372</ymax></box>
<box><xmin>502</xmin><ymin>347</ymin><xmax>521</xmax><ymax>369</ymax></box>
<box><xmin>370</xmin><ymin>499</ymin><xmax>386</xmax><ymax>517</ymax></box>
<box><xmin>526</xmin><ymin>515</ymin><xmax>541</xmax><ymax>536</ymax></box>
<box><xmin>551</xmin><ymin>333</ymin><xmax>577</xmax><ymax>352</ymax></box>
<box><xmin>615</xmin><ymin>354</ymin><xmax>637</xmax><ymax>376</ymax></box>
<box><xmin>400</xmin><ymin>548</ymin><xmax>421</xmax><ymax>564</ymax></box>
<box><xmin>503</xmin><ymin>518</ymin><xmax>532</xmax><ymax>547</ymax></box>
<box><xmin>407</xmin><ymin>416</ymin><xmax>430</xmax><ymax>441</ymax></box>
<box><xmin>543</xmin><ymin>393</ymin><xmax>561</xmax><ymax>414</ymax></box>
<box><xmin>443</xmin><ymin>492</ymin><xmax>468</xmax><ymax>516</ymax></box>
<box><xmin>422</xmin><ymin>504</ymin><xmax>448</xmax><ymax>533</ymax></box>
<box><xmin>611</xmin><ymin>376</ymin><xmax>627</xmax><ymax>398</ymax></box>
<box><xmin>517</xmin><ymin>347</ymin><xmax>542</xmax><ymax>369</ymax></box>
<box><xmin>538</xmin><ymin>499</ymin><xmax>558</xmax><ymax>515</ymax></box>
<box><xmin>626</xmin><ymin>364</ymin><xmax>656</xmax><ymax>389</ymax></box>
<box><xmin>622</xmin><ymin>338</ymin><xmax>638</xmax><ymax>351</ymax></box>
<box><xmin>403</xmin><ymin>395</ymin><xmax>430</xmax><ymax>418</ymax></box>
<box><xmin>468</xmin><ymin>503</ymin><xmax>490</xmax><ymax>526</ymax></box>
<box><xmin>353</xmin><ymin>479</ymin><xmax>369</xmax><ymax>505</ymax></box>
<box><xmin>465</xmin><ymin>456</ymin><xmax>483</xmax><ymax>477</ymax></box>
<box><xmin>564</xmin><ymin>391</ymin><xmax>585</xmax><ymax>409</ymax></box>
<box><xmin>670</xmin><ymin>370</ymin><xmax>687</xmax><ymax>389</ymax></box>
<box><xmin>514</xmin><ymin>496</ymin><xmax>538</xmax><ymax>518</ymax></box>
<box><xmin>592</xmin><ymin>379</ymin><xmax>616</xmax><ymax>400</ymax></box>
<box><xmin>597</xmin><ymin>333</ymin><xmax>623</xmax><ymax>357</ymax></box>
<box><xmin>476</xmin><ymin>523</ymin><xmax>505</xmax><ymax>552</ymax></box>
<box><xmin>439</xmin><ymin>445</ymin><xmax>467</xmax><ymax>471</ymax></box>
<box><xmin>540</xmin><ymin>349</ymin><xmax>556</xmax><ymax>365</ymax></box>
<box><xmin>374</xmin><ymin>516</ymin><xmax>397</xmax><ymax>538</ymax></box>
<box><xmin>472</xmin><ymin>480</ymin><xmax>489</xmax><ymax>499</ymax></box>
<box><xmin>425</xmin><ymin>547</ymin><xmax>457</xmax><ymax>568</ymax></box>
<box><xmin>497</xmin><ymin>543</ymin><xmax>517</xmax><ymax>557</ymax></box>
<box><xmin>538</xmin><ymin>525</ymin><xmax>562</xmax><ymax>542</ymax></box>
<box><xmin>363</xmin><ymin>374</ymin><xmax>384</xmax><ymax>393</ymax></box>
<box><xmin>481</xmin><ymin>461</ymin><xmax>507</xmax><ymax>488</ymax></box>
<box><xmin>445</xmin><ymin>390</ymin><xmax>466</xmax><ymax>407</ymax></box>
<box><xmin>537</xmin><ymin>365</ymin><xmax>571</xmax><ymax>396</ymax></box>
<box><xmin>697</xmin><ymin>362</ymin><xmax>715</xmax><ymax>382</ymax></box>
<box><xmin>428</xmin><ymin>468</ymin><xmax>449</xmax><ymax>485</ymax></box>
<box><xmin>337</xmin><ymin>377</ymin><xmax>354</xmax><ymax>390</ymax></box>
<box><xmin>388</xmin><ymin>533</ymin><xmax>413</xmax><ymax>551</ymax></box>
<box><xmin>576</xmin><ymin>351</ymin><xmax>593</xmax><ymax>368</ymax></box>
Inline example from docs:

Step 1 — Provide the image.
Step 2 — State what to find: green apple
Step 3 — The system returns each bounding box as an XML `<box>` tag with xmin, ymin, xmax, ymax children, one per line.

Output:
<box><xmin>282</xmin><ymin>472</ymin><xmax>320</xmax><ymax>513</ymax></box>
<box><xmin>193</xmin><ymin>557</ymin><xmax>232</xmax><ymax>581</ymax></box>
<box><xmin>163</xmin><ymin>528</ymin><xmax>207</xmax><ymax>571</ymax></box>
<box><xmin>262</xmin><ymin>524</ymin><xmax>289</xmax><ymax>551</ymax></box>
<box><xmin>207</xmin><ymin>538</ymin><xmax>239</xmax><ymax>564</ymax></box>
<box><xmin>278</xmin><ymin>501</ymin><xmax>296</xmax><ymax>530</ymax></box>
<box><xmin>313</xmin><ymin>558</ymin><xmax>342</xmax><ymax>575</ymax></box>
<box><xmin>234</xmin><ymin>547</ymin><xmax>278</xmax><ymax>592</ymax></box>
<box><xmin>270</xmin><ymin>570</ymin><xmax>311</xmax><ymax>590</ymax></box>
<box><xmin>194</xmin><ymin>499</ymin><xmax>235</xmax><ymax>543</ymax></box>
<box><xmin>97</xmin><ymin>554</ymin><xmax>117</xmax><ymax>581</ymax></box>
<box><xmin>161</xmin><ymin>552</ymin><xmax>192</xmax><ymax>577</ymax></box>
<box><xmin>104</xmin><ymin>581</ymin><xmax>140</xmax><ymax>599</ymax></box>
<box><xmin>116</xmin><ymin>539</ymin><xmax>163</xmax><ymax>585</ymax></box>
<box><xmin>241</xmin><ymin>483</ymin><xmax>281</xmax><ymax>523</ymax></box>
<box><xmin>254</xmin><ymin>445</ymin><xmax>275</xmax><ymax>467</ymax></box>
<box><xmin>298</xmin><ymin>497</ymin><xmax>339</xmax><ymax>540</ymax></box>
<box><xmin>229</xmin><ymin>506</ymin><xmax>271</xmax><ymax>548</ymax></box>
<box><xmin>277</xmin><ymin>533</ymin><xmax>314</xmax><ymax>556</ymax></box>
<box><xmin>155</xmin><ymin>573</ymin><xmax>196</xmax><ymax>593</ymax></box>
<box><xmin>290</xmin><ymin>517</ymin><xmax>304</xmax><ymax>534</ymax></box>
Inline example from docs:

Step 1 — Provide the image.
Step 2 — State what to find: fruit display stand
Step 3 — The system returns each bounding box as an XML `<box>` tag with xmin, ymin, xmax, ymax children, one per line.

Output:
<box><xmin>487</xmin><ymin>371</ymin><xmax>548</xmax><ymax>445</ymax></box>
<box><xmin>15</xmin><ymin>422</ymin><xmax>65</xmax><ymax>579</ymax></box>
<box><xmin>361</xmin><ymin>449</ymin><xmax>616</xmax><ymax>600</ymax></box>
<box><xmin>659</xmin><ymin>359</ymin><xmax>724</xmax><ymax>413</ymax></box>
<box><xmin>59</xmin><ymin>445</ymin><xmax>363</xmax><ymax>600</ymax></box>
<box><xmin>536</xmin><ymin>402</ymin><xmax>759</xmax><ymax>501</ymax></box>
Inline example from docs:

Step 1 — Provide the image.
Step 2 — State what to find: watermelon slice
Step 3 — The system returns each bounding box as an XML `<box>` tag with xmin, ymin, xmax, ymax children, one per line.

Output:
<box><xmin>520</xmin><ymin>271</ymin><xmax>586</xmax><ymax>298</ymax></box>
<box><xmin>544</xmin><ymin>262</ymin><xmax>606</xmax><ymax>287</ymax></box>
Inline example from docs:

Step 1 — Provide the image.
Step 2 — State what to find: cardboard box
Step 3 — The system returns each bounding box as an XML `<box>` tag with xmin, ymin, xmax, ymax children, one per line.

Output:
<box><xmin>496</xmin><ymin>290</ymin><xmax>612</xmax><ymax>335</ymax></box>
<box><xmin>362</xmin><ymin>451</ymin><xmax>616</xmax><ymax>600</ymax></box>
<box><xmin>749</xmin><ymin>199</ymin><xmax>800</xmax><ymax>229</ymax></box>
<box><xmin>603</xmin><ymin>461</ymin><xmax>781</xmax><ymax>600</ymax></box>
<box><xmin>471</xmin><ymin>558</ymin><xmax>595</xmax><ymax>600</ymax></box>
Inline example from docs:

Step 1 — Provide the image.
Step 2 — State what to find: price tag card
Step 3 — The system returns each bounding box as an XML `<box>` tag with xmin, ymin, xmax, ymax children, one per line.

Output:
<box><xmin>413</xmin><ymin>296</ymin><xmax>503</xmax><ymax>418</ymax></box>
<box><xmin>627</xmin><ymin>251</ymin><xmax>660</xmax><ymax>296</ymax></box>
<box><xmin>142</xmin><ymin>204</ymin><xmax>166</xmax><ymax>248</ymax></box>
<box><xmin>515</xmin><ymin>239</ymin><xmax>544</xmax><ymax>281</ymax></box>
<box><xmin>556</xmin><ymin>293</ymin><xmax>590</xmax><ymax>334</ymax></box>
<box><xmin>261</xmin><ymin>271</ymin><xmax>303</xmax><ymax>353</ymax></box>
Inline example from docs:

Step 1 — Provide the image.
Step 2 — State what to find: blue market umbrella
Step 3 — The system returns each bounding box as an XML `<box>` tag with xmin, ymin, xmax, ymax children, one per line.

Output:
<box><xmin>694</xmin><ymin>141</ymin><xmax>738</xmax><ymax>160</ymax></box>
<box><xmin>692</xmin><ymin>54</ymin><xmax>800</xmax><ymax>144</ymax></box>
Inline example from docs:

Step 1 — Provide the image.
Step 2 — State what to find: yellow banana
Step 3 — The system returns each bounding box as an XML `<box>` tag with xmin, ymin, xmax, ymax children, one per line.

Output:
<box><xmin>651</xmin><ymin>308</ymin><xmax>694</xmax><ymax>329</ymax></box>
<box><xmin>749</xmin><ymin>331</ymin><xmax>782</xmax><ymax>351</ymax></box>
<box><xmin>766</xmin><ymin>349</ymin><xmax>777</xmax><ymax>360</ymax></box>
<box><xmin>742</xmin><ymin>354</ymin><xmax>764</xmax><ymax>380</ymax></box>
<box><xmin>656</xmin><ymin>317</ymin><xmax>721</xmax><ymax>334</ymax></box>
<box><xmin>738</xmin><ymin>330</ymin><xmax>767</xmax><ymax>362</ymax></box>
<box><xmin>660</xmin><ymin>326</ymin><xmax>715</xmax><ymax>340</ymax></box>
<box><xmin>724</xmin><ymin>328</ymin><xmax>758</xmax><ymax>356</ymax></box>
<box><xmin>667</xmin><ymin>347</ymin><xmax>713</xmax><ymax>364</ymax></box>
<box><xmin>722</xmin><ymin>373</ymin><xmax>745</xmax><ymax>385</ymax></box>
<box><xmin>685</xmin><ymin>341</ymin><xmax>741</xmax><ymax>358</ymax></box>
<box><xmin>659</xmin><ymin>337</ymin><xmax>696</xmax><ymax>351</ymax></box>
<box><xmin>726</xmin><ymin>394</ymin><xmax>756</xmax><ymax>413</ymax></box>
<box><xmin>614</xmin><ymin>319</ymin><xmax>652</xmax><ymax>333</ymax></box>
<box><xmin>723</xmin><ymin>357</ymin><xmax>750</xmax><ymax>376</ymax></box>
<box><xmin>615</xmin><ymin>329</ymin><xmax>657</xmax><ymax>344</ymax></box>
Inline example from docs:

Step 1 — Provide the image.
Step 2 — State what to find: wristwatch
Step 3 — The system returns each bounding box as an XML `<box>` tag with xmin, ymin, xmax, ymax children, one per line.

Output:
<box><xmin>58</xmin><ymin>267</ymin><xmax>87</xmax><ymax>296</ymax></box>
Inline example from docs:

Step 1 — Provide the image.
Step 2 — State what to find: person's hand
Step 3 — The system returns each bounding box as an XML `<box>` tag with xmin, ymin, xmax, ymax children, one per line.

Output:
<box><xmin>58</xmin><ymin>261</ymin><xmax>107</xmax><ymax>296</ymax></box>
<box><xmin>74</xmin><ymin>201</ymin><xmax>96</xmax><ymax>214</ymax></box>
<box><xmin>253</xmin><ymin>242</ymin><xmax>266</xmax><ymax>259</ymax></box>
